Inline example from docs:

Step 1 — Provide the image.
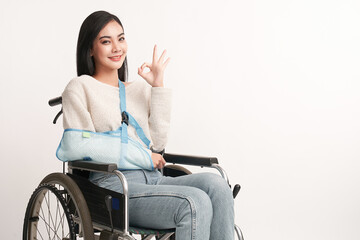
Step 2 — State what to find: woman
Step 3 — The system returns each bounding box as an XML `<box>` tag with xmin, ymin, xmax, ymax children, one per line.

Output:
<box><xmin>62</xmin><ymin>10</ymin><xmax>234</xmax><ymax>240</ymax></box>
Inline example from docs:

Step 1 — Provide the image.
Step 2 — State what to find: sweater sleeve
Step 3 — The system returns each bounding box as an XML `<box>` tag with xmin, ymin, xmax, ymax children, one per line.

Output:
<box><xmin>62</xmin><ymin>87</ymin><xmax>95</xmax><ymax>132</ymax></box>
<box><xmin>148</xmin><ymin>87</ymin><xmax>172</xmax><ymax>152</ymax></box>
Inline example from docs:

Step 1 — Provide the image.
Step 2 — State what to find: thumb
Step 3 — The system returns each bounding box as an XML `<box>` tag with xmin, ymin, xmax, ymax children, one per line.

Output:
<box><xmin>138</xmin><ymin>62</ymin><xmax>150</xmax><ymax>76</ymax></box>
<box><xmin>137</xmin><ymin>67</ymin><xmax>144</xmax><ymax>77</ymax></box>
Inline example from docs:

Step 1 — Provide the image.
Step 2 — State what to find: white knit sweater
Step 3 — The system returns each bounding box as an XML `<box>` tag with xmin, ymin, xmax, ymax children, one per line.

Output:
<box><xmin>61</xmin><ymin>74</ymin><xmax>172</xmax><ymax>156</ymax></box>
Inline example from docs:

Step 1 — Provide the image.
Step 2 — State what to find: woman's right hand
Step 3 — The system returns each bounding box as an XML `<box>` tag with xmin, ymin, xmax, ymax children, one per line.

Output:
<box><xmin>138</xmin><ymin>44</ymin><xmax>170</xmax><ymax>88</ymax></box>
<box><xmin>151</xmin><ymin>152</ymin><xmax>166</xmax><ymax>169</ymax></box>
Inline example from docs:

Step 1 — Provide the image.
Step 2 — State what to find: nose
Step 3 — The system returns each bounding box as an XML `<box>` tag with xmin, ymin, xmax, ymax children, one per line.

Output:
<box><xmin>112</xmin><ymin>41</ymin><xmax>121</xmax><ymax>53</ymax></box>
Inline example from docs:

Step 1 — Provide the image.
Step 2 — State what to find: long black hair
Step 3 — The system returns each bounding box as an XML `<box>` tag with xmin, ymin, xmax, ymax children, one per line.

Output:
<box><xmin>76</xmin><ymin>10</ymin><xmax>128</xmax><ymax>82</ymax></box>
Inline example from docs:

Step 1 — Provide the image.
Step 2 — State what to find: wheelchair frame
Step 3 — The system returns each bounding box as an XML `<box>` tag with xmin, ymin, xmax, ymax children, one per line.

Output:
<box><xmin>22</xmin><ymin>97</ymin><xmax>245</xmax><ymax>240</ymax></box>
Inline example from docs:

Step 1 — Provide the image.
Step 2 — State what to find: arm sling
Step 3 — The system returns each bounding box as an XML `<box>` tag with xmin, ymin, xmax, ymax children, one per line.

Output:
<box><xmin>56</xmin><ymin>80</ymin><xmax>154</xmax><ymax>170</ymax></box>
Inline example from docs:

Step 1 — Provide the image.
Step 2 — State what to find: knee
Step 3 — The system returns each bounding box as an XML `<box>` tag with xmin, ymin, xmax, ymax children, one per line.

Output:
<box><xmin>199</xmin><ymin>173</ymin><xmax>233</xmax><ymax>203</ymax></box>
<box><xmin>176</xmin><ymin>188</ymin><xmax>213</xmax><ymax>225</ymax></box>
<box><xmin>174</xmin><ymin>189</ymin><xmax>212</xmax><ymax>239</ymax></box>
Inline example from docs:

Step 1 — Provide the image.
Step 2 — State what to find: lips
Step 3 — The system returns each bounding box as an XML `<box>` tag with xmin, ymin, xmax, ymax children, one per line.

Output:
<box><xmin>109</xmin><ymin>55</ymin><xmax>122</xmax><ymax>61</ymax></box>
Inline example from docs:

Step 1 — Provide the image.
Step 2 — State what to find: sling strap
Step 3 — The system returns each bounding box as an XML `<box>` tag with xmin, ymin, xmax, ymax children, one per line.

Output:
<box><xmin>118</xmin><ymin>80</ymin><xmax>151</xmax><ymax>148</ymax></box>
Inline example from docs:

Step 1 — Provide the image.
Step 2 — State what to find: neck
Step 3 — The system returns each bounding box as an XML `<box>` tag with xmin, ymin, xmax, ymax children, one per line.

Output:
<box><xmin>92</xmin><ymin>70</ymin><xmax>120</xmax><ymax>87</ymax></box>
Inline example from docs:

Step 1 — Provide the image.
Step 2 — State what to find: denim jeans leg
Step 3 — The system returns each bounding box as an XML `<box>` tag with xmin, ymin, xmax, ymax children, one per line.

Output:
<box><xmin>157</xmin><ymin>172</ymin><xmax>235</xmax><ymax>240</ymax></box>
<box><xmin>89</xmin><ymin>171</ymin><xmax>213</xmax><ymax>240</ymax></box>
<box><xmin>128</xmin><ymin>183</ymin><xmax>212</xmax><ymax>240</ymax></box>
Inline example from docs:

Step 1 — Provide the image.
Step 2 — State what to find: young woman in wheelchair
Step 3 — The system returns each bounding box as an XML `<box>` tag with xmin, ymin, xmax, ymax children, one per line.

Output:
<box><xmin>62</xmin><ymin>10</ymin><xmax>235</xmax><ymax>240</ymax></box>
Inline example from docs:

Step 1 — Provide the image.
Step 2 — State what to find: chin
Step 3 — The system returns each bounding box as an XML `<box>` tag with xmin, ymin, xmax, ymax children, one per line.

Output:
<box><xmin>111</xmin><ymin>60</ymin><xmax>125</xmax><ymax>68</ymax></box>
<box><xmin>106</xmin><ymin>63</ymin><xmax>123</xmax><ymax>70</ymax></box>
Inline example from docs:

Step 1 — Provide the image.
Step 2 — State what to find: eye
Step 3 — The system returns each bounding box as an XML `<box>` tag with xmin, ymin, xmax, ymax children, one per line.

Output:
<box><xmin>119</xmin><ymin>37</ymin><xmax>125</xmax><ymax>41</ymax></box>
<box><xmin>101</xmin><ymin>40</ymin><xmax>110</xmax><ymax>44</ymax></box>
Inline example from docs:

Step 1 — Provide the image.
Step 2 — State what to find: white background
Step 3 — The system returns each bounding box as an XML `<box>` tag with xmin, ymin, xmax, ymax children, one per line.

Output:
<box><xmin>1</xmin><ymin>0</ymin><xmax>359</xmax><ymax>239</ymax></box>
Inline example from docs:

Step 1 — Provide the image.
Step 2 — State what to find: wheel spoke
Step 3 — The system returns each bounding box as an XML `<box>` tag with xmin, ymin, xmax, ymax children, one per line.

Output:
<box><xmin>55</xmin><ymin>210</ymin><xmax>66</xmax><ymax>239</ymax></box>
<box><xmin>38</xmin><ymin>213</ymin><xmax>62</xmax><ymax>239</ymax></box>
<box><xmin>24</xmin><ymin>177</ymin><xmax>84</xmax><ymax>240</ymax></box>
<box><xmin>55</xmin><ymin>197</ymin><xmax>59</xmax><ymax>236</ymax></box>
<box><xmin>56</xmin><ymin>185</ymin><xmax>73</xmax><ymax>239</ymax></box>
<box><xmin>44</xmin><ymin>190</ymin><xmax>57</xmax><ymax>236</ymax></box>
<box><xmin>54</xmin><ymin>199</ymin><xmax>65</xmax><ymax>234</ymax></box>
<box><xmin>54</xmin><ymin>201</ymin><xmax>70</xmax><ymax>240</ymax></box>
<box><xmin>39</xmin><ymin>192</ymin><xmax>68</xmax><ymax>240</ymax></box>
<box><xmin>48</xmin><ymin>190</ymin><xmax>51</xmax><ymax>238</ymax></box>
<box><xmin>36</xmin><ymin>227</ymin><xmax>45</xmax><ymax>240</ymax></box>
<box><xmin>40</xmin><ymin>205</ymin><xmax>51</xmax><ymax>238</ymax></box>
<box><xmin>38</xmin><ymin>212</ymin><xmax>59</xmax><ymax>234</ymax></box>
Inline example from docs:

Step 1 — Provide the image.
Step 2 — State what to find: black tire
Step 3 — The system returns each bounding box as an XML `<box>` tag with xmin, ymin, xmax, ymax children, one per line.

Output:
<box><xmin>23</xmin><ymin>183</ymin><xmax>76</xmax><ymax>240</ymax></box>
<box><xmin>40</xmin><ymin>173</ymin><xmax>95</xmax><ymax>240</ymax></box>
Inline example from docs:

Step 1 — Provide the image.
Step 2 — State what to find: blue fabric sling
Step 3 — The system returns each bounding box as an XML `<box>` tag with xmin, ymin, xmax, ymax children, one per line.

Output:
<box><xmin>56</xmin><ymin>80</ymin><xmax>154</xmax><ymax>170</ymax></box>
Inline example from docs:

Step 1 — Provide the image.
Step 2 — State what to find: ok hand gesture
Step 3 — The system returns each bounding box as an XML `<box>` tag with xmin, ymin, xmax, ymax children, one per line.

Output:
<box><xmin>138</xmin><ymin>45</ymin><xmax>171</xmax><ymax>87</ymax></box>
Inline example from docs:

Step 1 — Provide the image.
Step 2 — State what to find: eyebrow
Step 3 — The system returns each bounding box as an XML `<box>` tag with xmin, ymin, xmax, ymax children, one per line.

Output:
<box><xmin>99</xmin><ymin>33</ymin><xmax>125</xmax><ymax>40</ymax></box>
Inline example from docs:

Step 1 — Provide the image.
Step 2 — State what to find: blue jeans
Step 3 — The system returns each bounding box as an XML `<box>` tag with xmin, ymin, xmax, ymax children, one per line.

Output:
<box><xmin>89</xmin><ymin>169</ymin><xmax>234</xmax><ymax>240</ymax></box>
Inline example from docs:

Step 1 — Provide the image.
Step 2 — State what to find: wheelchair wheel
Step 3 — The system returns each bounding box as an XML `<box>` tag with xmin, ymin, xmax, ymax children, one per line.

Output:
<box><xmin>25</xmin><ymin>172</ymin><xmax>95</xmax><ymax>240</ymax></box>
<box><xmin>23</xmin><ymin>183</ymin><xmax>76</xmax><ymax>240</ymax></box>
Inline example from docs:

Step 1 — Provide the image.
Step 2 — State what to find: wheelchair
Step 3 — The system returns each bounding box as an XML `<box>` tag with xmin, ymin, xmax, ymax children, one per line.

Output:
<box><xmin>22</xmin><ymin>96</ymin><xmax>244</xmax><ymax>240</ymax></box>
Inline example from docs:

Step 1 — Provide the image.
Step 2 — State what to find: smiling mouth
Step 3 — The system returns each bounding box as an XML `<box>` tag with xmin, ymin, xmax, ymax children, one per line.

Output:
<box><xmin>109</xmin><ymin>55</ymin><xmax>122</xmax><ymax>61</ymax></box>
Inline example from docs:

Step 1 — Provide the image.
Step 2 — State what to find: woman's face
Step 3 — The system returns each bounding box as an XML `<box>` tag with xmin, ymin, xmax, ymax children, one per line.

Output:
<box><xmin>91</xmin><ymin>20</ymin><xmax>128</xmax><ymax>74</ymax></box>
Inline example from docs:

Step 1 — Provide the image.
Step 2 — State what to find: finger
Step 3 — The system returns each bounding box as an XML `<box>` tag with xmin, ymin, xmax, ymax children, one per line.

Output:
<box><xmin>161</xmin><ymin>157</ymin><xmax>166</xmax><ymax>167</ymax></box>
<box><xmin>152</xmin><ymin>44</ymin><xmax>158</xmax><ymax>63</ymax></box>
<box><xmin>138</xmin><ymin>64</ymin><xmax>149</xmax><ymax>77</ymax></box>
<box><xmin>140</xmin><ymin>62</ymin><xmax>151</xmax><ymax>71</ymax></box>
<box><xmin>155</xmin><ymin>158</ymin><xmax>162</xmax><ymax>169</ymax></box>
<box><xmin>137</xmin><ymin>67</ymin><xmax>144</xmax><ymax>77</ymax></box>
<box><xmin>138</xmin><ymin>66</ymin><xmax>148</xmax><ymax>77</ymax></box>
<box><xmin>163</xmin><ymin>57</ymin><xmax>171</xmax><ymax>69</ymax></box>
<box><xmin>153</xmin><ymin>159</ymin><xmax>159</xmax><ymax>168</ymax></box>
<box><xmin>158</xmin><ymin>49</ymin><xmax>167</xmax><ymax>63</ymax></box>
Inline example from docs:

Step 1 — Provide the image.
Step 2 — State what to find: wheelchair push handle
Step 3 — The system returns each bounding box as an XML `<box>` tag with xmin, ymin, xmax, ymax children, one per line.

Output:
<box><xmin>48</xmin><ymin>96</ymin><xmax>63</xmax><ymax>124</ymax></box>
<box><xmin>48</xmin><ymin>96</ymin><xmax>62</xmax><ymax>107</ymax></box>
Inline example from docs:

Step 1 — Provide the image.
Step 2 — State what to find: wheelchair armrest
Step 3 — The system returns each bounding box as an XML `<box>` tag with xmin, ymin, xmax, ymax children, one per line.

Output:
<box><xmin>163</xmin><ymin>153</ymin><xmax>219</xmax><ymax>167</ymax></box>
<box><xmin>68</xmin><ymin>160</ymin><xmax>118</xmax><ymax>173</ymax></box>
